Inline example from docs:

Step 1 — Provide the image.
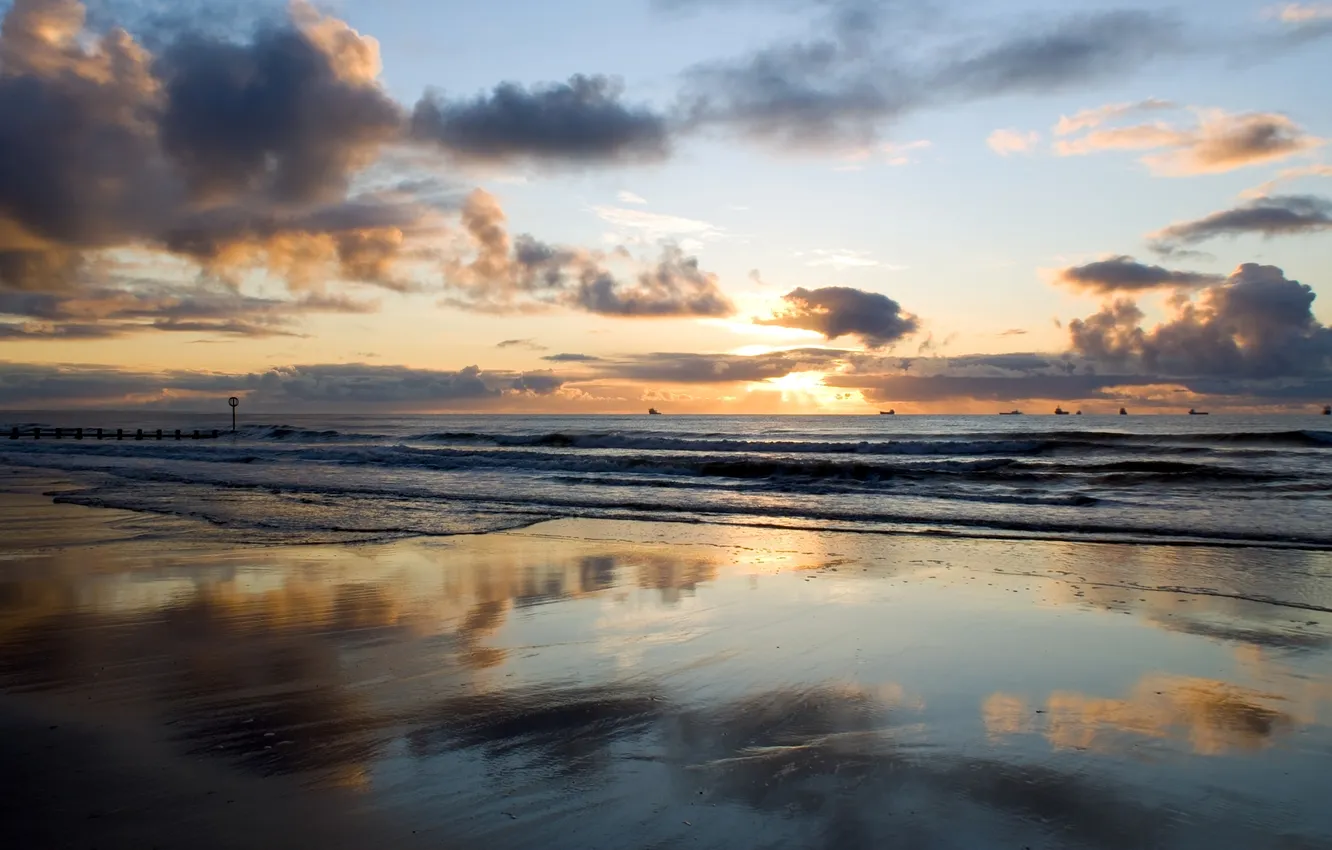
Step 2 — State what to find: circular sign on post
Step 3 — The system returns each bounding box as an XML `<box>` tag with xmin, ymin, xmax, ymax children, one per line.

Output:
<box><xmin>228</xmin><ymin>397</ymin><xmax>239</xmax><ymax>408</ymax></box>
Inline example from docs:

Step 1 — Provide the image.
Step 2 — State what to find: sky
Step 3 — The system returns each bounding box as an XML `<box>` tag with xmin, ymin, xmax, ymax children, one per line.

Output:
<box><xmin>0</xmin><ymin>0</ymin><xmax>1330</xmax><ymax>413</ymax></box>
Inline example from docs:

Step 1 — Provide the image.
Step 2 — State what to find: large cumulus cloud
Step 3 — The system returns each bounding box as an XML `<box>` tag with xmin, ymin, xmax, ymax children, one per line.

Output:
<box><xmin>821</xmin><ymin>263</ymin><xmax>1332</xmax><ymax>408</ymax></box>
<box><xmin>1069</xmin><ymin>263</ymin><xmax>1332</xmax><ymax>380</ymax></box>
<box><xmin>0</xmin><ymin>0</ymin><xmax>421</xmax><ymax>295</ymax></box>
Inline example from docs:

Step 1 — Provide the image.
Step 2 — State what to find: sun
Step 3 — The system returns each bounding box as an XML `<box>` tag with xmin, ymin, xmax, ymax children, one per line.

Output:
<box><xmin>761</xmin><ymin>370</ymin><xmax>856</xmax><ymax>409</ymax></box>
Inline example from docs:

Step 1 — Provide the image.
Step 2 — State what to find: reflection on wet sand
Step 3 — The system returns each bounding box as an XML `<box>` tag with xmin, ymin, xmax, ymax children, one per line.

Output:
<box><xmin>986</xmin><ymin>675</ymin><xmax>1297</xmax><ymax>755</ymax></box>
<box><xmin>3</xmin><ymin>502</ymin><xmax>1332</xmax><ymax>848</ymax></box>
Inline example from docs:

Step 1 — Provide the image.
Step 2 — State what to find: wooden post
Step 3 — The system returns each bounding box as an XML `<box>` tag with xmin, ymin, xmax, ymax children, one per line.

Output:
<box><xmin>192</xmin><ymin>429</ymin><xmax>200</xmax><ymax>440</ymax></box>
<box><xmin>97</xmin><ymin>428</ymin><xmax>103</xmax><ymax>440</ymax></box>
<box><xmin>117</xmin><ymin>428</ymin><xmax>123</xmax><ymax>441</ymax></box>
<box><xmin>174</xmin><ymin>429</ymin><xmax>181</xmax><ymax>441</ymax></box>
<box><xmin>9</xmin><ymin>427</ymin><xmax>17</xmax><ymax>439</ymax></box>
<box><xmin>54</xmin><ymin>428</ymin><xmax>62</xmax><ymax>439</ymax></box>
<box><xmin>76</xmin><ymin>428</ymin><xmax>83</xmax><ymax>440</ymax></box>
<box><xmin>212</xmin><ymin>430</ymin><xmax>219</xmax><ymax>438</ymax></box>
<box><xmin>33</xmin><ymin>428</ymin><xmax>40</xmax><ymax>439</ymax></box>
<box><xmin>135</xmin><ymin>429</ymin><xmax>143</xmax><ymax>441</ymax></box>
<box><xmin>156</xmin><ymin>429</ymin><xmax>162</xmax><ymax>440</ymax></box>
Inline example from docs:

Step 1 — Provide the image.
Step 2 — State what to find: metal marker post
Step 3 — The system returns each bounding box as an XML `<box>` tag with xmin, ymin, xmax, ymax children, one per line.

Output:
<box><xmin>229</xmin><ymin>397</ymin><xmax>239</xmax><ymax>432</ymax></box>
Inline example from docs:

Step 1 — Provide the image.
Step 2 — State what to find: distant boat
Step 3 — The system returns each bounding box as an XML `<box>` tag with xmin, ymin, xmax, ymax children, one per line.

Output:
<box><xmin>1120</xmin><ymin>407</ymin><xmax>1128</xmax><ymax>415</ymax></box>
<box><xmin>648</xmin><ymin>408</ymin><xmax>662</xmax><ymax>415</ymax></box>
<box><xmin>1188</xmin><ymin>408</ymin><xmax>1209</xmax><ymax>415</ymax></box>
<box><xmin>1054</xmin><ymin>407</ymin><xmax>1070</xmax><ymax>415</ymax></box>
<box><xmin>1076</xmin><ymin>410</ymin><xmax>1083</xmax><ymax>415</ymax></box>
<box><xmin>999</xmin><ymin>410</ymin><xmax>1023</xmax><ymax>415</ymax></box>
<box><xmin>879</xmin><ymin>409</ymin><xmax>895</xmax><ymax>415</ymax></box>
<box><xmin>1324</xmin><ymin>405</ymin><xmax>1331</xmax><ymax>416</ymax></box>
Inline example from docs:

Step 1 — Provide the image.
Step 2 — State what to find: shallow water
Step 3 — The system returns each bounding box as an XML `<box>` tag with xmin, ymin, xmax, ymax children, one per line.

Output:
<box><xmin>2</xmin><ymin>497</ymin><xmax>1331</xmax><ymax>849</ymax></box>
<box><xmin>2</xmin><ymin>412</ymin><xmax>1331</xmax><ymax>548</ymax></box>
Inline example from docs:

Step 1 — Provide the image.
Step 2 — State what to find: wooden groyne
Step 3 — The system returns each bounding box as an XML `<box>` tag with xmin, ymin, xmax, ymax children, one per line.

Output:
<box><xmin>9</xmin><ymin>427</ymin><xmax>224</xmax><ymax>441</ymax></box>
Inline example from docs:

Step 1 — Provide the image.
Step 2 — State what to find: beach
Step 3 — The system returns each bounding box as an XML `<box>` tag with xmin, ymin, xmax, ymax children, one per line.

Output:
<box><xmin>3</xmin><ymin>475</ymin><xmax>1331</xmax><ymax>849</ymax></box>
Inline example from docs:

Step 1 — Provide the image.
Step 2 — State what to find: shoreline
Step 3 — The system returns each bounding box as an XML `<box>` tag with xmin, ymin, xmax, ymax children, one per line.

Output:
<box><xmin>3</xmin><ymin>488</ymin><xmax>1332</xmax><ymax>848</ymax></box>
<box><xmin>8</xmin><ymin>459</ymin><xmax>1332</xmax><ymax>553</ymax></box>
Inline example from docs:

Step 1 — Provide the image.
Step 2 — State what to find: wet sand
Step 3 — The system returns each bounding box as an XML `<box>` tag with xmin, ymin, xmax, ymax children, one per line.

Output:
<box><xmin>2</xmin><ymin>488</ymin><xmax>1332</xmax><ymax>849</ymax></box>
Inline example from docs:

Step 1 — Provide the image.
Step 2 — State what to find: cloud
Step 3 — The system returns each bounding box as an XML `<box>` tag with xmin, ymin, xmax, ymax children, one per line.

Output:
<box><xmin>987</xmin><ymin>129</ymin><xmax>1040</xmax><ymax>156</ymax></box>
<box><xmin>801</xmin><ymin>249</ymin><xmax>886</xmax><ymax>269</ymax></box>
<box><xmin>0</xmin><ymin>361</ymin><xmax>566</xmax><ymax>409</ymax></box>
<box><xmin>592</xmin><ymin>206</ymin><xmax>723</xmax><ymax>244</ymax></box>
<box><xmin>0</xmin><ymin>279</ymin><xmax>373</xmax><ymax>339</ymax></box>
<box><xmin>1068</xmin><ymin>263</ymin><xmax>1332</xmax><ymax>379</ymax></box>
<box><xmin>409</xmin><ymin>75</ymin><xmax>670</xmax><ymax>166</ymax></box>
<box><xmin>1148</xmin><ymin>195</ymin><xmax>1332</xmax><ymax>252</ymax></box>
<box><xmin>571</xmin><ymin>245</ymin><xmax>735</xmax><ymax>317</ymax></box>
<box><xmin>617</xmin><ymin>191</ymin><xmax>648</xmax><ymax>205</ymax></box>
<box><xmin>838</xmin><ymin>139</ymin><xmax>932</xmax><ymax>169</ymax></box>
<box><xmin>1054</xmin><ymin>110</ymin><xmax>1323</xmax><ymax>176</ymax></box>
<box><xmin>999</xmin><ymin>328</ymin><xmax>1028</xmax><ymax>336</ymax></box>
<box><xmin>880</xmin><ymin>139</ymin><xmax>931</xmax><ymax>166</ymax></box>
<box><xmin>155</xmin><ymin>5</ymin><xmax>403</xmax><ymax>206</ymax></box>
<box><xmin>828</xmin><ymin>263</ymin><xmax>1332</xmax><ymax>405</ymax></box>
<box><xmin>930</xmin><ymin>11</ymin><xmax>1180</xmax><ymax>98</ymax></box>
<box><xmin>443</xmin><ymin>190</ymin><xmax>734</xmax><ymax>318</ymax></box>
<box><xmin>0</xmin><ymin>0</ymin><xmax>427</xmax><ymax>303</ymax></box>
<box><xmin>1056</xmin><ymin>256</ymin><xmax>1225</xmax><ymax>294</ymax></box>
<box><xmin>1053</xmin><ymin>98</ymin><xmax>1177</xmax><ymax>135</ymax></box>
<box><xmin>590</xmin><ymin>348</ymin><xmax>848</xmax><ymax>383</ymax></box>
<box><xmin>542</xmin><ymin>353</ymin><xmax>602</xmax><ymax>362</ymax></box>
<box><xmin>496</xmin><ymin>338</ymin><xmax>547</xmax><ymax>351</ymax></box>
<box><xmin>1268</xmin><ymin>3</ymin><xmax>1332</xmax><ymax>22</ymax></box>
<box><xmin>757</xmin><ymin>286</ymin><xmax>919</xmax><ymax>348</ymax></box>
<box><xmin>675</xmin><ymin>10</ymin><xmax>1180</xmax><ymax>150</ymax></box>
<box><xmin>1241</xmin><ymin>163</ymin><xmax>1332</xmax><ymax>198</ymax></box>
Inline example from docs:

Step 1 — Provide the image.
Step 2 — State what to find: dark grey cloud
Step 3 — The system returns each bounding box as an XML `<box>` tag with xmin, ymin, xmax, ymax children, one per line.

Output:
<box><xmin>0</xmin><ymin>361</ymin><xmax>567</xmax><ymax>408</ymax></box>
<box><xmin>1149</xmin><ymin>195</ymin><xmax>1332</xmax><ymax>253</ymax></box>
<box><xmin>411</xmin><ymin>76</ymin><xmax>670</xmax><ymax>166</ymax></box>
<box><xmin>0</xmin><ymin>0</ymin><xmax>420</xmax><ymax>301</ymax></box>
<box><xmin>1069</xmin><ymin>263</ymin><xmax>1332</xmax><ymax>380</ymax></box>
<box><xmin>592</xmin><ymin>348</ymin><xmax>848</xmax><ymax>383</ymax></box>
<box><xmin>675</xmin><ymin>8</ymin><xmax>1180</xmax><ymax>148</ymax></box>
<box><xmin>496</xmin><ymin>338</ymin><xmax>547</xmax><ymax>351</ymax></box>
<box><xmin>156</xmin><ymin>24</ymin><xmax>403</xmax><ymax>205</ymax></box>
<box><xmin>678</xmin><ymin>39</ymin><xmax>907</xmax><ymax>149</ymax></box>
<box><xmin>509</xmin><ymin>371</ymin><xmax>564</xmax><ymax>394</ymax></box>
<box><xmin>0</xmin><ymin>322</ymin><xmax>120</xmax><ymax>339</ymax></box>
<box><xmin>931</xmin><ymin>11</ymin><xmax>1179</xmax><ymax>98</ymax></box>
<box><xmin>1057</xmin><ymin>256</ymin><xmax>1225</xmax><ymax>294</ymax></box>
<box><xmin>543</xmin><ymin>353</ymin><xmax>602</xmax><ymax>362</ymax></box>
<box><xmin>758</xmin><ymin>286</ymin><xmax>919</xmax><ymax>347</ymax></box>
<box><xmin>0</xmin><ymin>281</ymin><xmax>373</xmax><ymax>339</ymax></box>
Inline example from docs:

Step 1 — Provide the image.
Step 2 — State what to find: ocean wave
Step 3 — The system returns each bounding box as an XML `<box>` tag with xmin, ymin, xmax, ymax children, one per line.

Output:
<box><xmin>46</xmin><ymin>476</ymin><xmax>1332</xmax><ymax>551</ymax></box>
<box><xmin>3</xmin><ymin>440</ymin><xmax>1292</xmax><ymax>489</ymax></box>
<box><xmin>403</xmin><ymin>429</ymin><xmax>1332</xmax><ymax>454</ymax></box>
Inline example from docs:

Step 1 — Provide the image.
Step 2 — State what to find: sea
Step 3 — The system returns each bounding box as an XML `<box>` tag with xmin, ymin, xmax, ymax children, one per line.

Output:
<box><xmin>2</xmin><ymin>413</ymin><xmax>1330</xmax><ymax>549</ymax></box>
